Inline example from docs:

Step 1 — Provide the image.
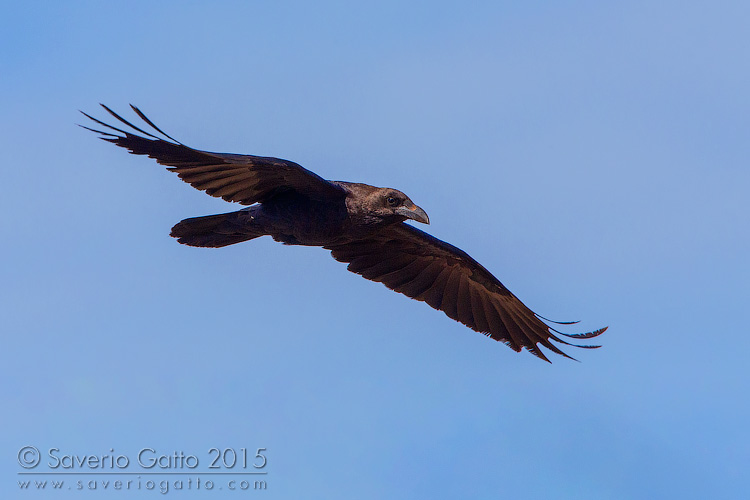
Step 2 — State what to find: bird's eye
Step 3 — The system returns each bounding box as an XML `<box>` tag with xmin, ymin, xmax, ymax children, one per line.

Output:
<box><xmin>387</xmin><ymin>196</ymin><xmax>399</xmax><ymax>206</ymax></box>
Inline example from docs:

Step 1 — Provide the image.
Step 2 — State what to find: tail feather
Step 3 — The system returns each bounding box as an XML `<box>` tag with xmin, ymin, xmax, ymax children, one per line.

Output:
<box><xmin>170</xmin><ymin>211</ymin><xmax>263</xmax><ymax>248</ymax></box>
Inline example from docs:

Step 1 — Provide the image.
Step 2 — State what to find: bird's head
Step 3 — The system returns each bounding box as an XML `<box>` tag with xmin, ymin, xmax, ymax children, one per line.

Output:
<box><xmin>341</xmin><ymin>183</ymin><xmax>430</xmax><ymax>226</ymax></box>
<box><xmin>370</xmin><ymin>188</ymin><xmax>430</xmax><ymax>225</ymax></box>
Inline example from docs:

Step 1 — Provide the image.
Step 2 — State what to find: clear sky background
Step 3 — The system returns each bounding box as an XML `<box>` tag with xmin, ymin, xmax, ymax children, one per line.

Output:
<box><xmin>2</xmin><ymin>1</ymin><xmax>748</xmax><ymax>498</ymax></box>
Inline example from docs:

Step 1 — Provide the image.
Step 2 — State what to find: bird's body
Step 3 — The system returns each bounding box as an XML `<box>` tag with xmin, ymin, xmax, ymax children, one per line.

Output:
<box><xmin>82</xmin><ymin>104</ymin><xmax>606</xmax><ymax>362</ymax></box>
<box><xmin>172</xmin><ymin>182</ymin><xmax>427</xmax><ymax>247</ymax></box>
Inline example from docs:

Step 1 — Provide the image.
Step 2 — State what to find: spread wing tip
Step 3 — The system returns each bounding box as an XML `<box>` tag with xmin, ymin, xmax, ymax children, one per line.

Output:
<box><xmin>76</xmin><ymin>123</ymin><xmax>118</xmax><ymax>137</ymax></box>
<box><xmin>128</xmin><ymin>103</ymin><xmax>183</xmax><ymax>144</ymax></box>
<box><xmin>534</xmin><ymin>313</ymin><xmax>581</xmax><ymax>325</ymax></box>
<box><xmin>551</xmin><ymin>325</ymin><xmax>608</xmax><ymax>340</ymax></box>
<box><xmin>539</xmin><ymin>324</ymin><xmax>606</xmax><ymax>361</ymax></box>
<box><xmin>79</xmin><ymin>104</ymin><xmax>180</xmax><ymax>145</ymax></box>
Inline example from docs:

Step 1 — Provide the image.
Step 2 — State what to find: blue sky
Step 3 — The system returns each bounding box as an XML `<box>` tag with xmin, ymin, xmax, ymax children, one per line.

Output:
<box><xmin>2</xmin><ymin>1</ymin><xmax>748</xmax><ymax>498</ymax></box>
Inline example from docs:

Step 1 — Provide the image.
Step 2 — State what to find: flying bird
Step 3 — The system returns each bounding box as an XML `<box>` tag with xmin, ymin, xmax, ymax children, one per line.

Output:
<box><xmin>81</xmin><ymin>104</ymin><xmax>606</xmax><ymax>362</ymax></box>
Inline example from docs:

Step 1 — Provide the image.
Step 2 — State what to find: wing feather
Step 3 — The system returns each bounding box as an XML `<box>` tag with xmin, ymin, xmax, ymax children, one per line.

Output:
<box><xmin>468</xmin><ymin>283</ymin><xmax>491</xmax><ymax>334</ymax></box>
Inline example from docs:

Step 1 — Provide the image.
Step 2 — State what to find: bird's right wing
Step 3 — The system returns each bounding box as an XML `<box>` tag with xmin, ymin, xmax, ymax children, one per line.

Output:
<box><xmin>326</xmin><ymin>223</ymin><xmax>606</xmax><ymax>362</ymax></box>
<box><xmin>81</xmin><ymin>104</ymin><xmax>346</xmax><ymax>205</ymax></box>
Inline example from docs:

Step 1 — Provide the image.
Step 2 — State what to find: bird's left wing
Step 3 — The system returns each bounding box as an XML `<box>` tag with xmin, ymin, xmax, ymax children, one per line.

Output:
<box><xmin>80</xmin><ymin>104</ymin><xmax>346</xmax><ymax>204</ymax></box>
<box><xmin>326</xmin><ymin>223</ymin><xmax>606</xmax><ymax>361</ymax></box>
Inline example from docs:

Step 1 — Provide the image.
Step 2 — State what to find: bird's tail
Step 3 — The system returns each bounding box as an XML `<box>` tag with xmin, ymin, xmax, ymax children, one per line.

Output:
<box><xmin>170</xmin><ymin>210</ymin><xmax>264</xmax><ymax>248</ymax></box>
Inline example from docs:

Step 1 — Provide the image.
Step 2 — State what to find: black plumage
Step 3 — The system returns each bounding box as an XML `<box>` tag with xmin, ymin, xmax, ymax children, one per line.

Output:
<box><xmin>82</xmin><ymin>104</ymin><xmax>607</xmax><ymax>361</ymax></box>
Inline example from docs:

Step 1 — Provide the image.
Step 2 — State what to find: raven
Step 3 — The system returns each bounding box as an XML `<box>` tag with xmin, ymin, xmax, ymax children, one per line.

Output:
<box><xmin>81</xmin><ymin>105</ymin><xmax>606</xmax><ymax>361</ymax></box>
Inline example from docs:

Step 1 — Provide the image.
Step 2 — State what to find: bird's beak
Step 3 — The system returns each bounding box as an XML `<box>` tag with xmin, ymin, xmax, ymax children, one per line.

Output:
<box><xmin>396</xmin><ymin>203</ymin><xmax>430</xmax><ymax>225</ymax></box>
